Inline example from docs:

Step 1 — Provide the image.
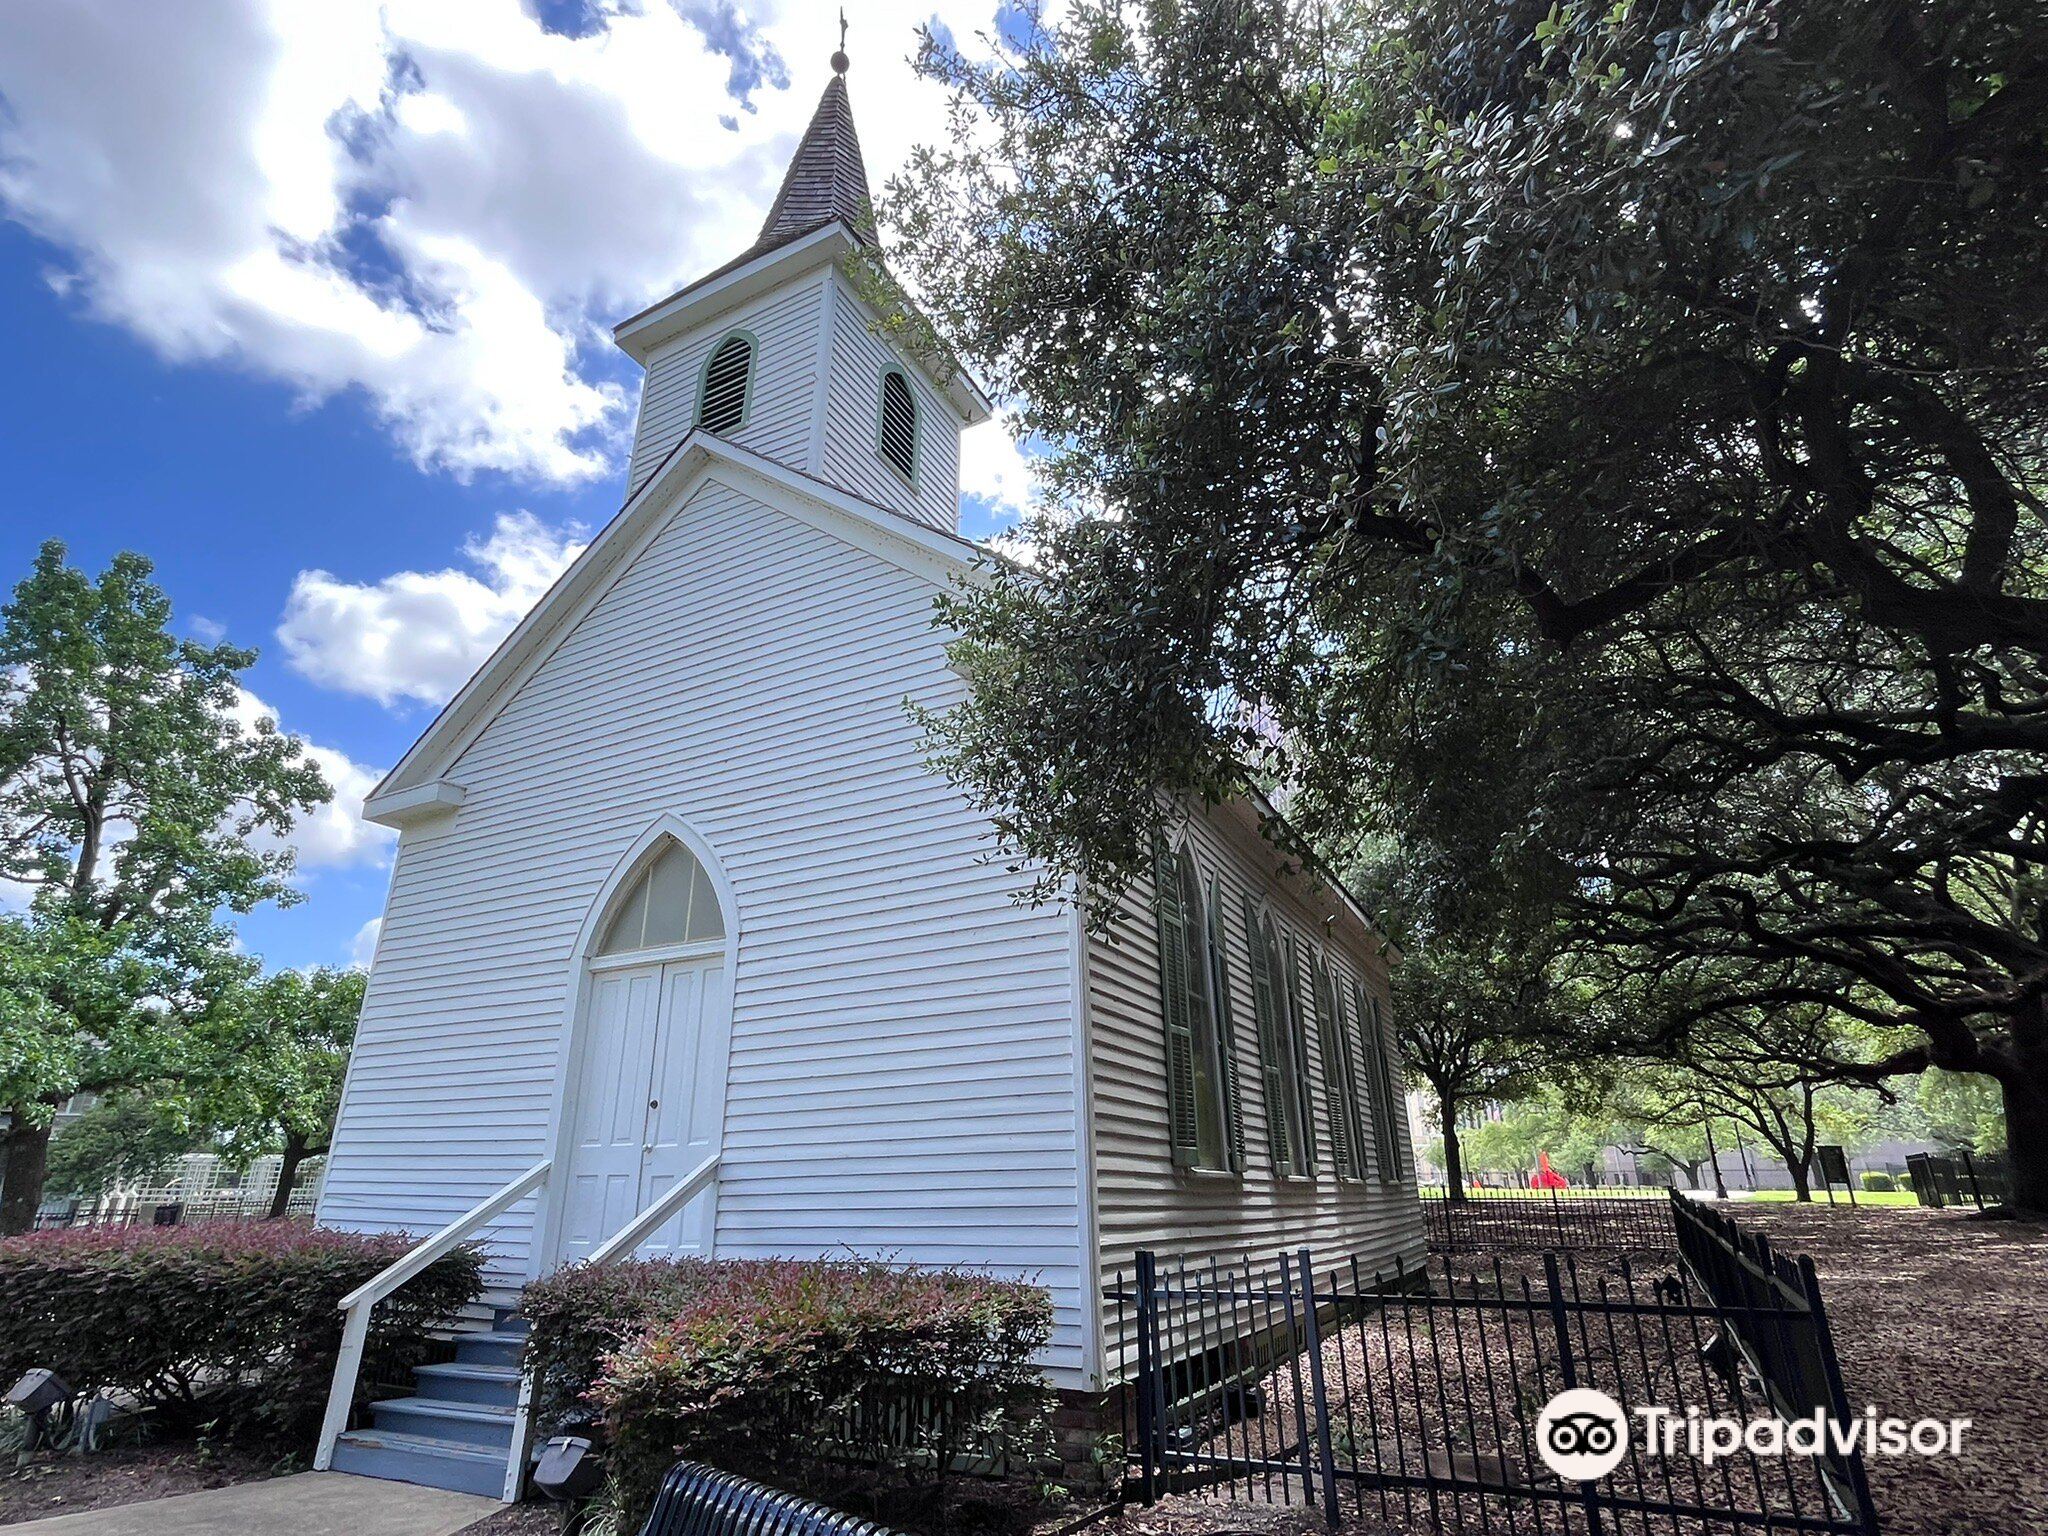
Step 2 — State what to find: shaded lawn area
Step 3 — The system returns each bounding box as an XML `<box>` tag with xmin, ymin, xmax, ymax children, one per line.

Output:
<box><xmin>1081</xmin><ymin>1203</ymin><xmax>2044</xmax><ymax>1536</ymax></box>
<box><xmin>1731</xmin><ymin>1190</ymin><xmax>1920</xmax><ymax>1207</ymax></box>
<box><xmin>1733</xmin><ymin>1203</ymin><xmax>2047</xmax><ymax>1536</ymax></box>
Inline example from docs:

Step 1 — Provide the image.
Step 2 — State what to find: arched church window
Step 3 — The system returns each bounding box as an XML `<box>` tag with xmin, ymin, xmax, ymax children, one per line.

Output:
<box><xmin>697</xmin><ymin>333</ymin><xmax>754</xmax><ymax>435</ymax></box>
<box><xmin>596</xmin><ymin>841</ymin><xmax>726</xmax><ymax>956</ymax></box>
<box><xmin>877</xmin><ymin>367</ymin><xmax>918</xmax><ymax>482</ymax></box>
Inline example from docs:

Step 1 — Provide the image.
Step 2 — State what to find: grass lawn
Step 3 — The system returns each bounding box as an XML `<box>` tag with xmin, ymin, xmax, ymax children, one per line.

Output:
<box><xmin>1732</xmin><ymin>1188</ymin><xmax>1920</xmax><ymax>1206</ymax></box>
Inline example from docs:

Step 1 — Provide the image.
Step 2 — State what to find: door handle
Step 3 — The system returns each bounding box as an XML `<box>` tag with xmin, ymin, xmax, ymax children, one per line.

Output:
<box><xmin>643</xmin><ymin>1143</ymin><xmax>654</xmax><ymax>1154</ymax></box>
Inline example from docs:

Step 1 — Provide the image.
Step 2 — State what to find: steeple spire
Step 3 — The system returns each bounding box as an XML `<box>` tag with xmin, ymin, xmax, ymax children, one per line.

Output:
<box><xmin>754</xmin><ymin>42</ymin><xmax>877</xmax><ymax>254</ymax></box>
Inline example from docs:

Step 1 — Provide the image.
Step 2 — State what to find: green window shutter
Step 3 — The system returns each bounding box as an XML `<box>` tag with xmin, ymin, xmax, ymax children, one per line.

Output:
<box><xmin>1353</xmin><ymin>986</ymin><xmax>1403</xmax><ymax>1179</ymax></box>
<box><xmin>1372</xmin><ymin>997</ymin><xmax>1408</xmax><ymax>1178</ymax></box>
<box><xmin>1151</xmin><ymin>836</ymin><xmax>1201</xmax><ymax>1167</ymax></box>
<box><xmin>1282</xmin><ymin>936</ymin><xmax>1316</xmax><ymax>1175</ymax></box>
<box><xmin>1205</xmin><ymin>884</ymin><xmax>1247</xmax><ymax>1172</ymax></box>
<box><xmin>1240</xmin><ymin>895</ymin><xmax>1292</xmax><ymax>1172</ymax></box>
<box><xmin>1310</xmin><ymin>962</ymin><xmax>1359</xmax><ymax>1179</ymax></box>
<box><xmin>1348</xmin><ymin>979</ymin><xmax>1381</xmax><ymax>1175</ymax></box>
<box><xmin>1313</xmin><ymin>961</ymin><xmax>1355</xmax><ymax>1179</ymax></box>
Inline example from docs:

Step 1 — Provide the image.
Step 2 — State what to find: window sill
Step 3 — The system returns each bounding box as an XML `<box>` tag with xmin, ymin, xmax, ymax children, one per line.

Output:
<box><xmin>1176</xmin><ymin>1166</ymin><xmax>1242</xmax><ymax>1184</ymax></box>
<box><xmin>1272</xmin><ymin>1173</ymin><xmax>1317</xmax><ymax>1186</ymax></box>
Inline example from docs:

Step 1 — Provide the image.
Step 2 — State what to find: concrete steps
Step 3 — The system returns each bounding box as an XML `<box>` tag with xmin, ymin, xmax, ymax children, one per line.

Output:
<box><xmin>329</xmin><ymin>1307</ymin><xmax>527</xmax><ymax>1500</ymax></box>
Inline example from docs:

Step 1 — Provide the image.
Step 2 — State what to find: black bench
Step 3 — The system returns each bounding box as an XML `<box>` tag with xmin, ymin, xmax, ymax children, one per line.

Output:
<box><xmin>636</xmin><ymin>1461</ymin><xmax>904</xmax><ymax>1536</ymax></box>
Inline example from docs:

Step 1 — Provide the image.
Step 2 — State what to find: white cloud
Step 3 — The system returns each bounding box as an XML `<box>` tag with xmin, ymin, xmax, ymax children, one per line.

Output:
<box><xmin>0</xmin><ymin>0</ymin><xmax>1012</xmax><ymax>487</ymax></box>
<box><xmin>228</xmin><ymin>690</ymin><xmax>395</xmax><ymax>871</ymax></box>
<box><xmin>278</xmin><ymin>511</ymin><xmax>587</xmax><ymax>706</ymax></box>
<box><xmin>959</xmin><ymin>407</ymin><xmax>1041</xmax><ymax>527</ymax></box>
<box><xmin>350</xmin><ymin>916</ymin><xmax>384</xmax><ymax>969</ymax></box>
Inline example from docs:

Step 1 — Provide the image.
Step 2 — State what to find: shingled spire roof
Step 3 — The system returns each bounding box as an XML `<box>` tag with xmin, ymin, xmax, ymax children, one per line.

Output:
<box><xmin>754</xmin><ymin>59</ymin><xmax>877</xmax><ymax>254</ymax></box>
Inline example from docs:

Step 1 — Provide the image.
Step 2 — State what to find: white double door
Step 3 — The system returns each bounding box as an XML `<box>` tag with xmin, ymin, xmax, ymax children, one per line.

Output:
<box><xmin>557</xmin><ymin>955</ymin><xmax>730</xmax><ymax>1264</ymax></box>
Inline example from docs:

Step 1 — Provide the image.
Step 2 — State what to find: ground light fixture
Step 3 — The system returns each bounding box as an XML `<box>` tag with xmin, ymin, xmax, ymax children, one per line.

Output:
<box><xmin>6</xmin><ymin>1370</ymin><xmax>70</xmax><ymax>1465</ymax></box>
<box><xmin>533</xmin><ymin>1433</ymin><xmax>606</xmax><ymax>1500</ymax></box>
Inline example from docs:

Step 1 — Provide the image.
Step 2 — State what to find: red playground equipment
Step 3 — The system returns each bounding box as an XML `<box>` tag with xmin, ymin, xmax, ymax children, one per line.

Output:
<box><xmin>1530</xmin><ymin>1151</ymin><xmax>1570</xmax><ymax>1190</ymax></box>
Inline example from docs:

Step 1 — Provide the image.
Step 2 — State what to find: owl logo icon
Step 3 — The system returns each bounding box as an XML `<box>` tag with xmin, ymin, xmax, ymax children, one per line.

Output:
<box><xmin>1536</xmin><ymin>1388</ymin><xmax>1630</xmax><ymax>1481</ymax></box>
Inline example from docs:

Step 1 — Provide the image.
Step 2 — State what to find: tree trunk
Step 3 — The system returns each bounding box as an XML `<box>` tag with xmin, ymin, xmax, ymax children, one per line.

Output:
<box><xmin>1439</xmin><ymin>1091</ymin><xmax>1468</xmax><ymax>1203</ymax></box>
<box><xmin>1997</xmin><ymin>1030</ymin><xmax>2048</xmax><ymax>1214</ymax></box>
<box><xmin>0</xmin><ymin>1118</ymin><xmax>52</xmax><ymax>1235</ymax></box>
<box><xmin>267</xmin><ymin>1135</ymin><xmax>309</xmax><ymax>1219</ymax></box>
<box><xmin>1786</xmin><ymin>1158</ymin><xmax>1813</xmax><ymax>1201</ymax></box>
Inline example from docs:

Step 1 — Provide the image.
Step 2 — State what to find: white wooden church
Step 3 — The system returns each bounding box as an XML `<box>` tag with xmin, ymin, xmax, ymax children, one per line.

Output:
<box><xmin>314</xmin><ymin>52</ymin><xmax>1425</xmax><ymax>1498</ymax></box>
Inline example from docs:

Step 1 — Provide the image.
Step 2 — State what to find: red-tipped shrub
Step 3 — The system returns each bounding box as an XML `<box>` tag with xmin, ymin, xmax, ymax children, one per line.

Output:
<box><xmin>0</xmin><ymin>1221</ymin><xmax>482</xmax><ymax>1450</ymax></box>
<box><xmin>524</xmin><ymin>1258</ymin><xmax>1053</xmax><ymax>1526</ymax></box>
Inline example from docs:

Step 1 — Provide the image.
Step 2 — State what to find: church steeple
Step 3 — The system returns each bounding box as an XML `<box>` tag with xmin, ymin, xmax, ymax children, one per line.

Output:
<box><xmin>614</xmin><ymin>37</ymin><xmax>989</xmax><ymax>537</ymax></box>
<box><xmin>753</xmin><ymin>47</ymin><xmax>877</xmax><ymax>255</ymax></box>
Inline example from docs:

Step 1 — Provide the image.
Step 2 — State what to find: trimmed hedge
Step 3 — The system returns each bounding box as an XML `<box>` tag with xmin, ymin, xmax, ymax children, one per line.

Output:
<box><xmin>1861</xmin><ymin>1171</ymin><xmax>1896</xmax><ymax>1192</ymax></box>
<box><xmin>0</xmin><ymin>1221</ymin><xmax>482</xmax><ymax>1450</ymax></box>
<box><xmin>523</xmin><ymin>1258</ymin><xmax>1054</xmax><ymax>1527</ymax></box>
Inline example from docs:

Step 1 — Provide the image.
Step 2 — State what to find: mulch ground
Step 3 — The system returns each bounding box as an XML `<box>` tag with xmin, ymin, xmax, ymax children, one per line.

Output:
<box><xmin>1734</xmin><ymin>1202</ymin><xmax>2048</xmax><ymax>1536</ymax></box>
<box><xmin>1099</xmin><ymin>1202</ymin><xmax>2045</xmax><ymax>1536</ymax></box>
<box><xmin>0</xmin><ymin>1442</ymin><xmax>279</xmax><ymax>1527</ymax></box>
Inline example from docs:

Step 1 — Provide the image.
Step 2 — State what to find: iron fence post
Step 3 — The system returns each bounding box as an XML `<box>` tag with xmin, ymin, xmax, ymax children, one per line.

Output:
<box><xmin>1542</xmin><ymin>1252</ymin><xmax>1605</xmax><ymax>1536</ymax></box>
<box><xmin>1133</xmin><ymin>1249</ymin><xmax>1159</xmax><ymax>1506</ymax></box>
<box><xmin>1295</xmin><ymin>1248</ymin><xmax>1343</xmax><ymax>1528</ymax></box>
<box><xmin>1800</xmin><ymin>1254</ymin><xmax>1884</xmax><ymax>1536</ymax></box>
<box><xmin>1279</xmin><ymin>1251</ymin><xmax>1318</xmax><ymax>1511</ymax></box>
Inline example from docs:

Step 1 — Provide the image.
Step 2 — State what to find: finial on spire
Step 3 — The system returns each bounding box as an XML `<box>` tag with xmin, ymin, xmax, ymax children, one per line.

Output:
<box><xmin>832</xmin><ymin>9</ymin><xmax>849</xmax><ymax>75</ymax></box>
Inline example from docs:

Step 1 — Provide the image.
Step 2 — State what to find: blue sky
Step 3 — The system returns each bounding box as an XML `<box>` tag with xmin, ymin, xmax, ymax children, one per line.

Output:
<box><xmin>0</xmin><ymin>1</ymin><xmax>1034</xmax><ymax>973</ymax></box>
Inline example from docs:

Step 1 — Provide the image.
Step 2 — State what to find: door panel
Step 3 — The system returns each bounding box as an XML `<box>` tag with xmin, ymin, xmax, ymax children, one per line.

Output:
<box><xmin>557</xmin><ymin>956</ymin><xmax>728</xmax><ymax>1265</ymax></box>
<box><xmin>557</xmin><ymin>967</ymin><xmax>661</xmax><ymax>1264</ymax></box>
<box><xmin>635</xmin><ymin>960</ymin><xmax>729</xmax><ymax>1259</ymax></box>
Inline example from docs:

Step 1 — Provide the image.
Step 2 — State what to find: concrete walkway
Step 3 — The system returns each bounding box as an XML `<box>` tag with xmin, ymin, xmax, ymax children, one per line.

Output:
<box><xmin>7</xmin><ymin>1472</ymin><xmax>500</xmax><ymax>1534</ymax></box>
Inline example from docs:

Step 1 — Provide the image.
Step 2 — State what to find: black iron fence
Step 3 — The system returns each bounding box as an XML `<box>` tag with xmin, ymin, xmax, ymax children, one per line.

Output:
<box><xmin>31</xmin><ymin>1193</ymin><xmax>316</xmax><ymax>1229</ymax></box>
<box><xmin>1421</xmin><ymin>1184</ymin><xmax>1680</xmax><ymax>1255</ymax></box>
<box><xmin>1112</xmin><ymin>1201</ymin><xmax>1879</xmax><ymax>1534</ymax></box>
<box><xmin>1903</xmin><ymin>1150</ymin><xmax>2007</xmax><ymax>1210</ymax></box>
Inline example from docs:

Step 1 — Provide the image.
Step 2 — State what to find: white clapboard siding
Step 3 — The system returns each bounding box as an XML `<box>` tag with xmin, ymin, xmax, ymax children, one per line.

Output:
<box><xmin>822</xmin><ymin>274</ymin><xmax>962</xmax><ymax>533</ymax></box>
<box><xmin>627</xmin><ymin>278</ymin><xmax>825</xmax><ymax>498</ymax></box>
<box><xmin>1088</xmin><ymin>805</ymin><xmax>1428</xmax><ymax>1381</ymax></box>
<box><xmin>318</xmin><ymin>473</ymin><xmax>1090</xmax><ymax>1381</ymax></box>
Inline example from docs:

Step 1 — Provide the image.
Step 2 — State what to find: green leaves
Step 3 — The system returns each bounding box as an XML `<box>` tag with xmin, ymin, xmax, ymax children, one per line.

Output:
<box><xmin>884</xmin><ymin>0</ymin><xmax>2048</xmax><ymax>1172</ymax></box>
<box><xmin>0</xmin><ymin>543</ymin><xmax>333</xmax><ymax>1225</ymax></box>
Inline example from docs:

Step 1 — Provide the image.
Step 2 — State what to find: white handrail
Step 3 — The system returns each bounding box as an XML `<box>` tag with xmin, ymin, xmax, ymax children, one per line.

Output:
<box><xmin>313</xmin><ymin>1157</ymin><xmax>552</xmax><ymax>1474</ymax></box>
<box><xmin>587</xmin><ymin>1152</ymin><xmax>719</xmax><ymax>1267</ymax></box>
<box><xmin>496</xmin><ymin>1154</ymin><xmax>720</xmax><ymax>1501</ymax></box>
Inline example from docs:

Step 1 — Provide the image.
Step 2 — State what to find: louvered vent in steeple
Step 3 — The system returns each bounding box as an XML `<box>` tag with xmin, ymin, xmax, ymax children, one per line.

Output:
<box><xmin>878</xmin><ymin>369</ymin><xmax>917</xmax><ymax>481</ymax></box>
<box><xmin>698</xmin><ymin>334</ymin><xmax>753</xmax><ymax>434</ymax></box>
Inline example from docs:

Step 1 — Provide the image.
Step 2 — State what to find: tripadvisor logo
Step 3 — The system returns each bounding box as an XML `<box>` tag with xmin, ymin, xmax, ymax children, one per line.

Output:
<box><xmin>1536</xmin><ymin>1389</ymin><xmax>1631</xmax><ymax>1481</ymax></box>
<box><xmin>1535</xmin><ymin>1389</ymin><xmax>1972</xmax><ymax>1481</ymax></box>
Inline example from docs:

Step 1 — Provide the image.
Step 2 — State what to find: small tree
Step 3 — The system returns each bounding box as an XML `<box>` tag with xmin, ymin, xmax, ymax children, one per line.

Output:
<box><xmin>43</xmin><ymin>1093</ymin><xmax>202</xmax><ymax>1203</ymax></box>
<box><xmin>182</xmin><ymin>968</ymin><xmax>364</xmax><ymax>1217</ymax></box>
<box><xmin>0</xmin><ymin>543</ymin><xmax>328</xmax><ymax>1230</ymax></box>
<box><xmin>1392</xmin><ymin>939</ymin><xmax>1559</xmax><ymax>1200</ymax></box>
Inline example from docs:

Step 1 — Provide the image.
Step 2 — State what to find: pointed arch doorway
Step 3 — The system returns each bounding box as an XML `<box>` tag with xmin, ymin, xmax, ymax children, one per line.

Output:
<box><xmin>556</xmin><ymin>835</ymin><xmax>733</xmax><ymax>1265</ymax></box>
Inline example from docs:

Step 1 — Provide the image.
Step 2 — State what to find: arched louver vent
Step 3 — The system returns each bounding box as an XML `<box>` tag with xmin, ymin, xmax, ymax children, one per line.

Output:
<box><xmin>698</xmin><ymin>334</ymin><xmax>752</xmax><ymax>434</ymax></box>
<box><xmin>878</xmin><ymin>369</ymin><xmax>917</xmax><ymax>481</ymax></box>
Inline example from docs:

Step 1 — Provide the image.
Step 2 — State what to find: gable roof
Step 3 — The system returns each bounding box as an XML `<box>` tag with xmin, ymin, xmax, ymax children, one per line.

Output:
<box><xmin>362</xmin><ymin>432</ymin><xmax>978</xmax><ymax>824</ymax></box>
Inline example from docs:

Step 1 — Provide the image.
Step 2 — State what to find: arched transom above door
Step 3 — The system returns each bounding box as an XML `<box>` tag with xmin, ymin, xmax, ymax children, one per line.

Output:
<box><xmin>597</xmin><ymin>840</ymin><xmax>726</xmax><ymax>956</ymax></box>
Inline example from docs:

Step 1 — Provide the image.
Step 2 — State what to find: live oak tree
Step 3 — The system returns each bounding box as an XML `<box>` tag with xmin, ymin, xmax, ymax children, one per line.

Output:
<box><xmin>887</xmin><ymin>0</ymin><xmax>2048</xmax><ymax>1203</ymax></box>
<box><xmin>1349</xmin><ymin>844</ymin><xmax>1568</xmax><ymax>1199</ymax></box>
<box><xmin>0</xmin><ymin>543</ymin><xmax>329</xmax><ymax>1231</ymax></box>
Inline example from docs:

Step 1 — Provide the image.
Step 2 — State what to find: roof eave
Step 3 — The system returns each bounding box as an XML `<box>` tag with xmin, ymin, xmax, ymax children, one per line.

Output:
<box><xmin>613</xmin><ymin>223</ymin><xmax>853</xmax><ymax>364</ymax></box>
